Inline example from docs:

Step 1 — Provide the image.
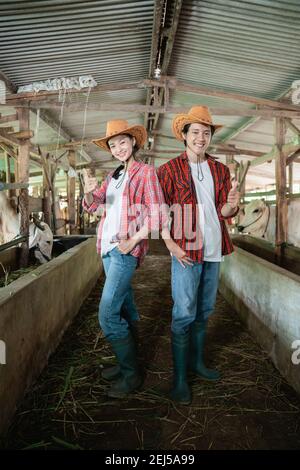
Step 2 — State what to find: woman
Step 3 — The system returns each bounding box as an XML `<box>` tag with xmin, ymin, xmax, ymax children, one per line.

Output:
<box><xmin>82</xmin><ymin>119</ymin><xmax>165</xmax><ymax>399</ymax></box>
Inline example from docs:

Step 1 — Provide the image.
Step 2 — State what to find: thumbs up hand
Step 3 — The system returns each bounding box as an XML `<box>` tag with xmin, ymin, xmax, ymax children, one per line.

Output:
<box><xmin>82</xmin><ymin>168</ymin><xmax>98</xmax><ymax>195</ymax></box>
<box><xmin>227</xmin><ymin>179</ymin><xmax>240</xmax><ymax>209</ymax></box>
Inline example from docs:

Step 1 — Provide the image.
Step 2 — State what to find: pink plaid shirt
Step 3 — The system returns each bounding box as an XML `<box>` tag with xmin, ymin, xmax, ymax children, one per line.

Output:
<box><xmin>82</xmin><ymin>161</ymin><xmax>165</xmax><ymax>266</ymax></box>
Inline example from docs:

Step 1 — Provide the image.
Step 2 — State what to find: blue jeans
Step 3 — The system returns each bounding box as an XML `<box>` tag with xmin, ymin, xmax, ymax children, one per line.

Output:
<box><xmin>171</xmin><ymin>258</ymin><xmax>220</xmax><ymax>334</ymax></box>
<box><xmin>99</xmin><ymin>247</ymin><xmax>139</xmax><ymax>340</ymax></box>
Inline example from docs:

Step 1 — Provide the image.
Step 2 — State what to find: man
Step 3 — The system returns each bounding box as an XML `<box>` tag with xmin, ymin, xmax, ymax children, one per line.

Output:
<box><xmin>158</xmin><ymin>106</ymin><xmax>240</xmax><ymax>405</ymax></box>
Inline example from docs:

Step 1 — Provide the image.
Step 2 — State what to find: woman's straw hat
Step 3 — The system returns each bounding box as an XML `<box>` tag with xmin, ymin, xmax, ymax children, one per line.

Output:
<box><xmin>93</xmin><ymin>119</ymin><xmax>147</xmax><ymax>152</ymax></box>
<box><xmin>172</xmin><ymin>106</ymin><xmax>223</xmax><ymax>141</ymax></box>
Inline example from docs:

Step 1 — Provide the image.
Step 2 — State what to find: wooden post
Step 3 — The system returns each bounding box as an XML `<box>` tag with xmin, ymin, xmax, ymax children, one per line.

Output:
<box><xmin>274</xmin><ymin>118</ymin><xmax>287</xmax><ymax>261</ymax></box>
<box><xmin>67</xmin><ymin>150</ymin><xmax>76</xmax><ymax>234</ymax></box>
<box><xmin>288</xmin><ymin>162</ymin><xmax>293</xmax><ymax>195</ymax></box>
<box><xmin>42</xmin><ymin>171</ymin><xmax>51</xmax><ymax>227</ymax></box>
<box><xmin>16</xmin><ymin>107</ymin><xmax>30</xmax><ymax>267</ymax></box>
<box><xmin>4</xmin><ymin>150</ymin><xmax>12</xmax><ymax>201</ymax></box>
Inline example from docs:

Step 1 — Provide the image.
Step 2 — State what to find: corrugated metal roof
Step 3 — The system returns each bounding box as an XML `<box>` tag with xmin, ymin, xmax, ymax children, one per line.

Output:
<box><xmin>154</xmin><ymin>0</ymin><xmax>300</xmax><ymax>189</ymax></box>
<box><xmin>1</xmin><ymin>0</ymin><xmax>300</xmax><ymax>188</ymax></box>
<box><xmin>0</xmin><ymin>0</ymin><xmax>154</xmax><ymax>86</ymax></box>
<box><xmin>168</xmin><ymin>0</ymin><xmax>300</xmax><ymax>98</ymax></box>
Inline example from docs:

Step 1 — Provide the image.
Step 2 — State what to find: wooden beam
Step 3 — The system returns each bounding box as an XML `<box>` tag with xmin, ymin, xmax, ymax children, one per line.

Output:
<box><xmin>0</xmin><ymin>128</ymin><xmax>20</xmax><ymax>146</ymax></box>
<box><xmin>4</xmin><ymin>76</ymin><xmax>300</xmax><ymax>113</ymax></box>
<box><xmin>286</xmin><ymin>149</ymin><xmax>300</xmax><ymax>166</ymax></box>
<box><xmin>274</xmin><ymin>118</ymin><xmax>287</xmax><ymax>257</ymax></box>
<box><xmin>10</xmin><ymin>130</ymin><xmax>34</xmax><ymax>140</ymax></box>
<box><xmin>13</xmin><ymin>100</ymin><xmax>300</xmax><ymax>119</ymax></box>
<box><xmin>285</xmin><ymin>119</ymin><xmax>300</xmax><ymax>136</ymax></box>
<box><xmin>144</xmin><ymin>78</ymin><xmax>300</xmax><ymax>112</ymax></box>
<box><xmin>161</xmin><ymin>1</ymin><xmax>183</xmax><ymax>73</ymax></box>
<box><xmin>5</xmin><ymin>80</ymin><xmax>143</xmax><ymax>103</ymax></box>
<box><xmin>0</xmin><ymin>113</ymin><xmax>18</xmax><ymax>124</ymax></box>
<box><xmin>250</xmin><ymin>139</ymin><xmax>300</xmax><ymax>167</ymax></box>
<box><xmin>144</xmin><ymin>0</ymin><xmax>165</xmax><ymax>129</ymax></box>
<box><xmin>17</xmin><ymin>107</ymin><xmax>30</xmax><ymax>266</ymax></box>
<box><xmin>1</xmin><ymin>126</ymin><xmax>14</xmax><ymax>133</ymax></box>
<box><xmin>0</xmin><ymin>71</ymin><xmax>17</xmax><ymax>94</ymax></box>
<box><xmin>145</xmin><ymin>0</ymin><xmax>183</xmax><ymax>135</ymax></box>
<box><xmin>0</xmin><ymin>73</ymin><xmax>93</xmax><ymax>164</ymax></box>
<box><xmin>0</xmin><ymin>143</ymin><xmax>17</xmax><ymax>160</ymax></box>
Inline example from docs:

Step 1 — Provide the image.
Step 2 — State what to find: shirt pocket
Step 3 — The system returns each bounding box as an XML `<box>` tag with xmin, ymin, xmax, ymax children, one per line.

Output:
<box><xmin>174</xmin><ymin>179</ymin><xmax>191</xmax><ymax>204</ymax></box>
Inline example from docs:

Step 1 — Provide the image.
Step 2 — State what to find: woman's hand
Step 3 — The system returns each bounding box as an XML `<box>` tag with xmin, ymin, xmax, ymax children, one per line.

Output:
<box><xmin>117</xmin><ymin>238</ymin><xmax>137</xmax><ymax>255</ymax></box>
<box><xmin>82</xmin><ymin>168</ymin><xmax>98</xmax><ymax>195</ymax></box>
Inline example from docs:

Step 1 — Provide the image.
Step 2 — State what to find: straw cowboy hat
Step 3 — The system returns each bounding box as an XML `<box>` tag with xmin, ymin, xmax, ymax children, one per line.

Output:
<box><xmin>92</xmin><ymin>119</ymin><xmax>147</xmax><ymax>152</ymax></box>
<box><xmin>172</xmin><ymin>105</ymin><xmax>223</xmax><ymax>141</ymax></box>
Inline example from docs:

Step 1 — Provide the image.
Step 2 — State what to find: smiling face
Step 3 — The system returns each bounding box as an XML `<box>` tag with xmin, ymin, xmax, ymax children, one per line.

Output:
<box><xmin>108</xmin><ymin>134</ymin><xmax>136</xmax><ymax>163</ymax></box>
<box><xmin>182</xmin><ymin>122</ymin><xmax>212</xmax><ymax>157</ymax></box>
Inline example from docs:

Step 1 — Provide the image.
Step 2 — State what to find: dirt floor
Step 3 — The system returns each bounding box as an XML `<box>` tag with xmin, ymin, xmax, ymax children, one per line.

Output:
<box><xmin>1</xmin><ymin>242</ymin><xmax>300</xmax><ymax>450</ymax></box>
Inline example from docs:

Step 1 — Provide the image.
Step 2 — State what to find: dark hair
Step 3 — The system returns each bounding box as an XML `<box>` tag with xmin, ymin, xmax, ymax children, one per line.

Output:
<box><xmin>182</xmin><ymin>123</ymin><xmax>215</xmax><ymax>147</ymax></box>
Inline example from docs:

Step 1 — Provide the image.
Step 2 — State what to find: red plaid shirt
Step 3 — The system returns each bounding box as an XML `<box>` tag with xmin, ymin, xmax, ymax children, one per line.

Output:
<box><xmin>82</xmin><ymin>161</ymin><xmax>165</xmax><ymax>266</ymax></box>
<box><xmin>157</xmin><ymin>151</ymin><xmax>238</xmax><ymax>263</ymax></box>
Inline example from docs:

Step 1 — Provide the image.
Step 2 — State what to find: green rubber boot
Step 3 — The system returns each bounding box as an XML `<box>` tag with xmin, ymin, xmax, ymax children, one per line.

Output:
<box><xmin>101</xmin><ymin>321</ymin><xmax>139</xmax><ymax>381</ymax></box>
<box><xmin>189</xmin><ymin>320</ymin><xmax>220</xmax><ymax>381</ymax></box>
<box><xmin>106</xmin><ymin>333</ymin><xmax>142</xmax><ymax>399</ymax></box>
<box><xmin>169</xmin><ymin>331</ymin><xmax>191</xmax><ymax>405</ymax></box>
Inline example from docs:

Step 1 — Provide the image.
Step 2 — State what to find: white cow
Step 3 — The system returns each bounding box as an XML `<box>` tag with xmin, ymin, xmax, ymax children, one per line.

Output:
<box><xmin>0</xmin><ymin>191</ymin><xmax>53</xmax><ymax>263</ymax></box>
<box><xmin>237</xmin><ymin>198</ymin><xmax>300</xmax><ymax>248</ymax></box>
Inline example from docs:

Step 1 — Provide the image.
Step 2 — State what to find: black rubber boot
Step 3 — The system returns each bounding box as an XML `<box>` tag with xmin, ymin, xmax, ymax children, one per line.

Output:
<box><xmin>106</xmin><ymin>333</ymin><xmax>142</xmax><ymax>399</ymax></box>
<box><xmin>169</xmin><ymin>331</ymin><xmax>191</xmax><ymax>405</ymax></box>
<box><xmin>189</xmin><ymin>320</ymin><xmax>220</xmax><ymax>381</ymax></box>
<box><xmin>101</xmin><ymin>322</ymin><xmax>139</xmax><ymax>381</ymax></box>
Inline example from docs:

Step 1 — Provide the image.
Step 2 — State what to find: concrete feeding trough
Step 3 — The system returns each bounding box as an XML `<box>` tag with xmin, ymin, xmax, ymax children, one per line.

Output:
<box><xmin>0</xmin><ymin>236</ymin><xmax>102</xmax><ymax>435</ymax></box>
<box><xmin>219</xmin><ymin>245</ymin><xmax>300</xmax><ymax>396</ymax></box>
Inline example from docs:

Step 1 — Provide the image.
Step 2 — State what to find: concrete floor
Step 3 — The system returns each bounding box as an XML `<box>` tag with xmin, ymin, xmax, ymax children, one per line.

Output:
<box><xmin>1</xmin><ymin>242</ymin><xmax>300</xmax><ymax>450</ymax></box>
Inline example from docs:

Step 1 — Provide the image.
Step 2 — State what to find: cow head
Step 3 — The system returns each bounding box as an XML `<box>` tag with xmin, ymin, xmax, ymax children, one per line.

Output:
<box><xmin>0</xmin><ymin>192</ymin><xmax>19</xmax><ymax>243</ymax></box>
<box><xmin>237</xmin><ymin>199</ymin><xmax>269</xmax><ymax>237</ymax></box>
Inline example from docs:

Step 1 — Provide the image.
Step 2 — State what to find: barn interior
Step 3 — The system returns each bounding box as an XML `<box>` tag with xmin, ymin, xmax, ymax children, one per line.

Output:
<box><xmin>0</xmin><ymin>0</ymin><xmax>300</xmax><ymax>451</ymax></box>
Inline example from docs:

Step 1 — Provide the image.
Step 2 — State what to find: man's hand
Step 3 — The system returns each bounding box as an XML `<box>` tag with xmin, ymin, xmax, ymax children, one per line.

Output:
<box><xmin>166</xmin><ymin>239</ymin><xmax>193</xmax><ymax>268</ymax></box>
<box><xmin>227</xmin><ymin>180</ymin><xmax>240</xmax><ymax>209</ymax></box>
<box><xmin>82</xmin><ymin>168</ymin><xmax>98</xmax><ymax>195</ymax></box>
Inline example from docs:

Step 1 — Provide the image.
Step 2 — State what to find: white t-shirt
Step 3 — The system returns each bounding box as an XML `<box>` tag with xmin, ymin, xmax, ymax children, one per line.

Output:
<box><xmin>190</xmin><ymin>160</ymin><xmax>222</xmax><ymax>262</ymax></box>
<box><xmin>101</xmin><ymin>170</ymin><xmax>128</xmax><ymax>256</ymax></box>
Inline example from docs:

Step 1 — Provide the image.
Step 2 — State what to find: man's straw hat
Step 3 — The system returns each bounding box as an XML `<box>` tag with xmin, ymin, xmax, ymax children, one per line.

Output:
<box><xmin>172</xmin><ymin>106</ymin><xmax>223</xmax><ymax>141</ymax></box>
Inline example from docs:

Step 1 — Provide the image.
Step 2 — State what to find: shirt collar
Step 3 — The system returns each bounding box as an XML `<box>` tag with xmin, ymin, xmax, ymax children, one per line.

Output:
<box><xmin>180</xmin><ymin>150</ymin><xmax>217</xmax><ymax>163</ymax></box>
<box><xmin>128</xmin><ymin>160</ymin><xmax>141</xmax><ymax>175</ymax></box>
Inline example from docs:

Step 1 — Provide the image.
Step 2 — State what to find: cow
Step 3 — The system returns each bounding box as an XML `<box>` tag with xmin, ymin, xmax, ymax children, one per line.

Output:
<box><xmin>0</xmin><ymin>191</ymin><xmax>53</xmax><ymax>263</ymax></box>
<box><xmin>237</xmin><ymin>198</ymin><xmax>300</xmax><ymax>248</ymax></box>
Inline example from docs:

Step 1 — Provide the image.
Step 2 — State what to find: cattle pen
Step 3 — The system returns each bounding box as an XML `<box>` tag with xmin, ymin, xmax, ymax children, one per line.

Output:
<box><xmin>0</xmin><ymin>0</ymin><xmax>300</xmax><ymax>454</ymax></box>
